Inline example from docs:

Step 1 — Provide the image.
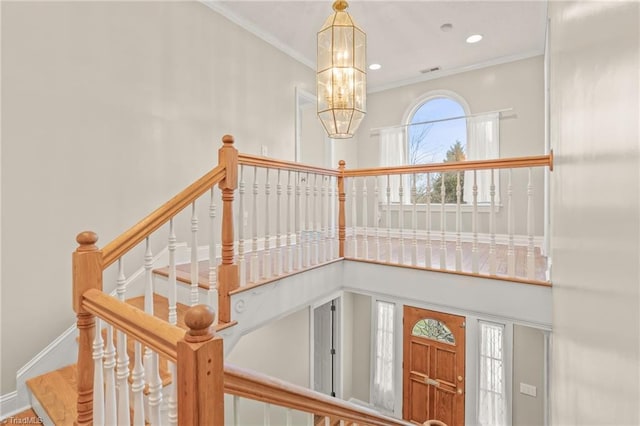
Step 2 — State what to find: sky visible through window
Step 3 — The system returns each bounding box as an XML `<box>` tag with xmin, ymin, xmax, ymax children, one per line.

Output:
<box><xmin>408</xmin><ymin>97</ymin><xmax>467</xmax><ymax>165</ymax></box>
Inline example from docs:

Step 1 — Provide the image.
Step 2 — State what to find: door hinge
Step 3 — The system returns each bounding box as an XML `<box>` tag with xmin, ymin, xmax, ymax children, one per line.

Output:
<box><xmin>330</xmin><ymin>304</ymin><xmax>336</xmax><ymax>312</ymax></box>
<box><xmin>460</xmin><ymin>321</ymin><xmax>466</xmax><ymax>328</ymax></box>
<box><xmin>330</xmin><ymin>348</ymin><xmax>336</xmax><ymax>355</ymax></box>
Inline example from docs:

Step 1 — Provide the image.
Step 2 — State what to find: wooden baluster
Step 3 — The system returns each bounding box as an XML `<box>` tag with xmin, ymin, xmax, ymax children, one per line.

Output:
<box><xmin>312</xmin><ymin>174</ymin><xmax>320</xmax><ymax>265</ymax></box>
<box><xmin>217</xmin><ymin>135</ymin><xmax>239</xmax><ymax>324</ymax></box>
<box><xmin>489</xmin><ymin>169</ymin><xmax>497</xmax><ymax>275</ymax></box>
<box><xmin>425</xmin><ymin>173</ymin><xmax>432</xmax><ymax>268</ymax></box>
<box><xmin>131</xmin><ymin>341</ymin><xmax>145</xmax><ymax>425</ymax></box>
<box><xmin>209</xmin><ymin>187</ymin><xmax>218</xmax><ymax>314</ymax></box>
<box><xmin>190</xmin><ymin>202</ymin><xmax>199</xmax><ymax>306</ymax></box>
<box><xmin>92</xmin><ymin>317</ymin><xmax>104</xmax><ymax>426</ymax></box>
<box><xmin>115</xmin><ymin>259</ymin><xmax>130</xmax><ymax>426</ymax></box>
<box><xmin>374</xmin><ymin>177</ymin><xmax>381</xmax><ymax>261</ymax></box>
<box><xmin>177</xmin><ymin>305</ymin><xmax>224</xmax><ymax>425</ymax></box>
<box><xmin>168</xmin><ymin>220</ymin><xmax>178</xmax><ymax>426</ymax></box>
<box><xmin>238</xmin><ymin>165</ymin><xmax>247</xmax><ymax>286</ymax></box>
<box><xmin>440</xmin><ymin>173</ymin><xmax>447</xmax><ymax>270</ymax></box>
<box><xmin>304</xmin><ymin>172</ymin><xmax>311</xmax><ymax>267</ymax></box>
<box><xmin>398</xmin><ymin>174</ymin><xmax>405</xmax><ymax>264</ymax></box>
<box><xmin>526</xmin><ymin>167</ymin><xmax>535</xmax><ymax>279</ymax></box>
<box><xmin>362</xmin><ymin>176</ymin><xmax>369</xmax><ymax>260</ymax></box>
<box><xmin>472</xmin><ymin>171</ymin><xmax>479</xmax><ymax>274</ymax></box>
<box><xmin>386</xmin><ymin>175</ymin><xmax>392</xmax><ymax>262</ymax></box>
<box><xmin>103</xmin><ymin>323</ymin><xmax>116</xmax><ymax>426</ymax></box>
<box><xmin>455</xmin><ymin>171</ymin><xmax>462</xmax><ymax>271</ymax></box>
<box><xmin>411</xmin><ymin>174</ymin><xmax>417</xmax><ymax>266</ymax></box>
<box><xmin>507</xmin><ymin>169</ymin><xmax>516</xmax><ymax>277</ymax></box>
<box><xmin>73</xmin><ymin>232</ymin><xmax>101</xmax><ymax>426</ymax></box>
<box><xmin>338</xmin><ymin>161</ymin><xmax>346</xmax><ymax>258</ymax></box>
<box><xmin>275</xmin><ymin>169</ymin><xmax>283</xmax><ymax>275</ymax></box>
<box><xmin>251</xmin><ymin>166</ymin><xmax>259</xmax><ymax>283</ymax></box>
<box><xmin>351</xmin><ymin>177</ymin><xmax>357</xmax><ymax>257</ymax></box>
<box><xmin>285</xmin><ymin>170</ymin><xmax>293</xmax><ymax>273</ymax></box>
<box><xmin>263</xmin><ymin>168</ymin><xmax>272</xmax><ymax>279</ymax></box>
<box><xmin>295</xmin><ymin>171</ymin><xmax>303</xmax><ymax>269</ymax></box>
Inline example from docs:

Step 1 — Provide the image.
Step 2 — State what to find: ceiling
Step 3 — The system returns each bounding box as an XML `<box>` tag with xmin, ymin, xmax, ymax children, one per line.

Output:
<box><xmin>206</xmin><ymin>1</ymin><xmax>548</xmax><ymax>92</ymax></box>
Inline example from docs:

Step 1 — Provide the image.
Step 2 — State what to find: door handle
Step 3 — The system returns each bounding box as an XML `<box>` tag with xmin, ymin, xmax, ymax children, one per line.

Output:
<box><xmin>424</xmin><ymin>377</ymin><xmax>440</xmax><ymax>387</ymax></box>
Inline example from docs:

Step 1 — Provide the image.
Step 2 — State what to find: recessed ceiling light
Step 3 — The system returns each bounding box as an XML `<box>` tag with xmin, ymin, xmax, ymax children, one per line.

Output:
<box><xmin>466</xmin><ymin>34</ymin><xmax>483</xmax><ymax>44</ymax></box>
<box><xmin>369</xmin><ymin>63</ymin><xmax>382</xmax><ymax>70</ymax></box>
<box><xmin>440</xmin><ymin>23</ymin><xmax>453</xmax><ymax>32</ymax></box>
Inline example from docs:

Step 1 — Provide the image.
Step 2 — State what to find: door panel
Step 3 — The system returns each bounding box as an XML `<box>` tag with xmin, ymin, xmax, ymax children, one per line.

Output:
<box><xmin>403</xmin><ymin>306</ymin><xmax>465</xmax><ymax>425</ymax></box>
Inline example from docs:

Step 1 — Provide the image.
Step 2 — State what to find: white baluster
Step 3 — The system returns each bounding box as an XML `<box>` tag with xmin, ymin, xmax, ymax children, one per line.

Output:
<box><xmin>115</xmin><ymin>260</ymin><xmax>130</xmax><ymax>426</ymax></box>
<box><xmin>472</xmin><ymin>170</ymin><xmax>479</xmax><ymax>274</ymax></box>
<box><xmin>386</xmin><ymin>175</ymin><xmax>392</xmax><ymax>262</ymax></box>
<box><xmin>398</xmin><ymin>175</ymin><xmax>405</xmax><ymax>264</ymax></box>
<box><xmin>190</xmin><ymin>202</ymin><xmax>199</xmax><ymax>305</ymax></box>
<box><xmin>304</xmin><ymin>172</ymin><xmax>311</xmax><ymax>267</ymax></box>
<box><xmin>168</xmin><ymin>361</ymin><xmax>177</xmax><ymax>426</ymax></box>
<box><xmin>286</xmin><ymin>408</ymin><xmax>293</xmax><ymax>426</ymax></box>
<box><xmin>489</xmin><ymin>169</ymin><xmax>497</xmax><ymax>275</ymax></box>
<box><xmin>275</xmin><ymin>169</ymin><xmax>283</xmax><ymax>275</ymax></box>
<box><xmin>251</xmin><ymin>166</ymin><xmax>260</xmax><ymax>282</ymax></box>
<box><xmin>147</xmin><ymin>351</ymin><xmax>162</xmax><ymax>425</ymax></box>
<box><xmin>374</xmin><ymin>177</ymin><xmax>380</xmax><ymax>261</ymax></box>
<box><xmin>312</xmin><ymin>174</ymin><xmax>319</xmax><ymax>265</ymax></box>
<box><xmin>331</xmin><ymin>176</ymin><xmax>337</xmax><ymax>260</ymax></box>
<box><xmin>263</xmin><ymin>168</ymin><xmax>272</xmax><ymax>279</ymax></box>
<box><xmin>295</xmin><ymin>172</ymin><xmax>302</xmax><ymax>270</ymax></box>
<box><xmin>440</xmin><ymin>173</ymin><xmax>447</xmax><ymax>270</ymax></box>
<box><xmin>351</xmin><ymin>177</ymin><xmax>357</xmax><ymax>257</ymax></box>
<box><xmin>238</xmin><ymin>165</ymin><xmax>247</xmax><ymax>286</ymax></box>
<box><xmin>209</xmin><ymin>187</ymin><xmax>217</xmax><ymax>311</ymax></box>
<box><xmin>144</xmin><ymin>237</ymin><xmax>154</xmax><ymax>315</ymax></box>
<box><xmin>131</xmin><ymin>341</ymin><xmax>145</xmax><ymax>425</ymax></box>
<box><xmin>143</xmin><ymin>238</ymin><xmax>162</xmax><ymax>423</ymax></box>
<box><xmin>233</xmin><ymin>395</ymin><xmax>239</xmax><ymax>426</ymax></box>
<box><xmin>362</xmin><ymin>176</ymin><xmax>369</xmax><ymax>260</ymax></box>
<box><xmin>527</xmin><ymin>167</ymin><xmax>535</xmax><ymax>279</ymax></box>
<box><xmin>425</xmin><ymin>173</ymin><xmax>432</xmax><ymax>268</ymax></box>
<box><xmin>264</xmin><ymin>402</ymin><xmax>271</xmax><ymax>426</ymax></box>
<box><xmin>455</xmin><ymin>171</ymin><xmax>462</xmax><ymax>271</ymax></box>
<box><xmin>507</xmin><ymin>169</ymin><xmax>516</xmax><ymax>277</ymax></box>
<box><xmin>285</xmin><ymin>170</ymin><xmax>293</xmax><ymax>272</ymax></box>
<box><xmin>92</xmin><ymin>318</ymin><xmax>105</xmax><ymax>426</ymax></box>
<box><xmin>411</xmin><ymin>174</ymin><xmax>417</xmax><ymax>266</ymax></box>
<box><xmin>168</xmin><ymin>221</ymin><xmax>178</xmax><ymax>426</ymax></box>
<box><xmin>320</xmin><ymin>176</ymin><xmax>327</xmax><ymax>263</ymax></box>
<box><xmin>103</xmin><ymin>323</ymin><xmax>116</xmax><ymax>426</ymax></box>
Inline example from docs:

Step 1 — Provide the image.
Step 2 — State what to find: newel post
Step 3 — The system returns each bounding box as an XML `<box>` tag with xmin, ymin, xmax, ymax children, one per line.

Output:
<box><xmin>72</xmin><ymin>231</ymin><xmax>103</xmax><ymax>426</ymax></box>
<box><xmin>217</xmin><ymin>134</ymin><xmax>239</xmax><ymax>323</ymax></box>
<box><xmin>177</xmin><ymin>305</ymin><xmax>224</xmax><ymax>425</ymax></box>
<box><xmin>337</xmin><ymin>160</ymin><xmax>346</xmax><ymax>258</ymax></box>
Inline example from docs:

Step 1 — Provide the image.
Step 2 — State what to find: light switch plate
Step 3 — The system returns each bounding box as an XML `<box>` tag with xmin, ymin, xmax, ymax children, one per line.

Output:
<box><xmin>520</xmin><ymin>383</ymin><xmax>537</xmax><ymax>397</ymax></box>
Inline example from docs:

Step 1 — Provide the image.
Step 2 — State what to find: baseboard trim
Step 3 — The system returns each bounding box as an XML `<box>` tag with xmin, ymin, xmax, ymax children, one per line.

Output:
<box><xmin>0</xmin><ymin>391</ymin><xmax>30</xmax><ymax>420</ymax></box>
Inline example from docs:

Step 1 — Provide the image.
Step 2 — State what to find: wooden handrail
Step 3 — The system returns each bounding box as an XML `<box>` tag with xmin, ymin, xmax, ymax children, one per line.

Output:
<box><xmin>342</xmin><ymin>152</ymin><xmax>553</xmax><ymax>177</ymax></box>
<box><xmin>238</xmin><ymin>153</ymin><xmax>341</xmax><ymax>176</ymax></box>
<box><xmin>81</xmin><ymin>288</ymin><xmax>184</xmax><ymax>362</ymax></box>
<box><xmin>102</xmin><ymin>165</ymin><xmax>226</xmax><ymax>268</ymax></box>
<box><xmin>224</xmin><ymin>364</ymin><xmax>411</xmax><ymax>426</ymax></box>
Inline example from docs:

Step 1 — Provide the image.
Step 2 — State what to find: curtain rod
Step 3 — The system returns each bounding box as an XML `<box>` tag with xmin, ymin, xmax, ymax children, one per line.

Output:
<box><xmin>369</xmin><ymin>108</ymin><xmax>514</xmax><ymax>135</ymax></box>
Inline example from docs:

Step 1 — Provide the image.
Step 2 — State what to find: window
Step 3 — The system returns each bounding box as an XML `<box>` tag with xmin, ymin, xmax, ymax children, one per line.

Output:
<box><xmin>412</xmin><ymin>318</ymin><xmax>455</xmax><ymax>344</ymax></box>
<box><xmin>371</xmin><ymin>301</ymin><xmax>395</xmax><ymax>412</ymax></box>
<box><xmin>478</xmin><ymin>321</ymin><xmax>507</xmax><ymax>426</ymax></box>
<box><xmin>378</xmin><ymin>91</ymin><xmax>499</xmax><ymax>204</ymax></box>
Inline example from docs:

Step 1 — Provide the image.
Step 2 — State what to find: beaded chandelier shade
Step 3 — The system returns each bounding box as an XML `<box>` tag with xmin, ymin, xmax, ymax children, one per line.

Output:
<box><xmin>317</xmin><ymin>0</ymin><xmax>366</xmax><ymax>139</ymax></box>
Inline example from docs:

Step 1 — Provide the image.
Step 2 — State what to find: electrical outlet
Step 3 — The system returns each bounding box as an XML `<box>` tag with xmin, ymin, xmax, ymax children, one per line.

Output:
<box><xmin>519</xmin><ymin>383</ymin><xmax>537</xmax><ymax>397</ymax></box>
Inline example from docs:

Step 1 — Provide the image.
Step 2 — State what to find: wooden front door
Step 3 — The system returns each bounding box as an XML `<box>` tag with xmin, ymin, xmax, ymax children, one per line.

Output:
<box><xmin>403</xmin><ymin>306</ymin><xmax>465</xmax><ymax>425</ymax></box>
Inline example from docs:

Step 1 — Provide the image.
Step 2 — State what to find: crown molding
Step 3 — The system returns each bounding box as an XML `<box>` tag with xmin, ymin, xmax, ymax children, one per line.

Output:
<box><xmin>199</xmin><ymin>0</ymin><xmax>315</xmax><ymax>70</ymax></box>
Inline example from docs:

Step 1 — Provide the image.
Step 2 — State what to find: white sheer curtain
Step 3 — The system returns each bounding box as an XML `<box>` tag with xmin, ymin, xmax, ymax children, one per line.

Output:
<box><xmin>371</xmin><ymin>301</ymin><xmax>395</xmax><ymax>412</ymax></box>
<box><xmin>464</xmin><ymin>113</ymin><xmax>500</xmax><ymax>204</ymax></box>
<box><xmin>478</xmin><ymin>321</ymin><xmax>506</xmax><ymax>426</ymax></box>
<box><xmin>378</xmin><ymin>127</ymin><xmax>409</xmax><ymax>204</ymax></box>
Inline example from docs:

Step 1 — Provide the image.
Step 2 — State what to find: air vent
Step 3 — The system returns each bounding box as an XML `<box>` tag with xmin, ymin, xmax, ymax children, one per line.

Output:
<box><xmin>420</xmin><ymin>66</ymin><xmax>441</xmax><ymax>74</ymax></box>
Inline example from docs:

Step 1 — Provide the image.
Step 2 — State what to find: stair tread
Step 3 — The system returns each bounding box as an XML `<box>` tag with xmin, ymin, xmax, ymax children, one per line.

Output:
<box><xmin>27</xmin><ymin>364</ymin><xmax>77</xmax><ymax>426</ymax></box>
<box><xmin>153</xmin><ymin>260</ymin><xmax>212</xmax><ymax>290</ymax></box>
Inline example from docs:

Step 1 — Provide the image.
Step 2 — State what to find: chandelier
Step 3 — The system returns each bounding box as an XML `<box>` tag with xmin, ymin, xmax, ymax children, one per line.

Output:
<box><xmin>317</xmin><ymin>0</ymin><xmax>366</xmax><ymax>139</ymax></box>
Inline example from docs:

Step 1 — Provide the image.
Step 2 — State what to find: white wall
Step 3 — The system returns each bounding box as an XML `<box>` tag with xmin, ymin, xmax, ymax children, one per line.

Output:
<box><xmin>0</xmin><ymin>1</ymin><xmax>315</xmax><ymax>394</ymax></box>
<box><xmin>549</xmin><ymin>2</ymin><xmax>640</xmax><ymax>425</ymax></box>
<box><xmin>340</xmin><ymin>292</ymin><xmax>371</xmax><ymax>403</ymax></box>
<box><xmin>512</xmin><ymin>325</ymin><xmax>545</xmax><ymax>426</ymax></box>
